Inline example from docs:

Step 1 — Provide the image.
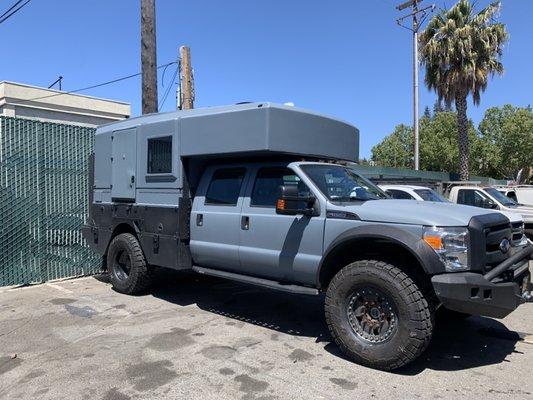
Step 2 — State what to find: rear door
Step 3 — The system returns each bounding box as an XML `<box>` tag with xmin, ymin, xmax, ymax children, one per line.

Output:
<box><xmin>190</xmin><ymin>166</ymin><xmax>248</xmax><ymax>270</ymax></box>
<box><xmin>111</xmin><ymin>128</ymin><xmax>137</xmax><ymax>202</ymax></box>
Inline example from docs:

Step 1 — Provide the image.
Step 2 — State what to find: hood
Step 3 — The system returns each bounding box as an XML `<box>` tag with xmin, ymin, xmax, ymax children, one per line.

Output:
<box><xmin>501</xmin><ymin>204</ymin><xmax>533</xmax><ymax>222</ymax></box>
<box><xmin>499</xmin><ymin>210</ymin><xmax>523</xmax><ymax>224</ymax></box>
<box><xmin>514</xmin><ymin>205</ymin><xmax>533</xmax><ymax>222</ymax></box>
<box><xmin>328</xmin><ymin>199</ymin><xmax>503</xmax><ymax>227</ymax></box>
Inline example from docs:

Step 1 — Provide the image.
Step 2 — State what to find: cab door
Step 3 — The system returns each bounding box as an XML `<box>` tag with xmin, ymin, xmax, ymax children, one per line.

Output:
<box><xmin>190</xmin><ymin>166</ymin><xmax>248</xmax><ymax>270</ymax></box>
<box><xmin>238</xmin><ymin>165</ymin><xmax>326</xmax><ymax>285</ymax></box>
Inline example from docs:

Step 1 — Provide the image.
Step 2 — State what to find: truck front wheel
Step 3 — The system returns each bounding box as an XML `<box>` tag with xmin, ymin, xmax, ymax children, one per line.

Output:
<box><xmin>107</xmin><ymin>233</ymin><xmax>153</xmax><ymax>294</ymax></box>
<box><xmin>325</xmin><ymin>260</ymin><xmax>433</xmax><ymax>370</ymax></box>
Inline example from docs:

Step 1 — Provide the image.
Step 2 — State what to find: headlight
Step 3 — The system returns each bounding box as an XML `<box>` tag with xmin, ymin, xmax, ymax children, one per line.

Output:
<box><xmin>423</xmin><ymin>226</ymin><xmax>469</xmax><ymax>272</ymax></box>
<box><xmin>515</xmin><ymin>223</ymin><xmax>529</xmax><ymax>247</ymax></box>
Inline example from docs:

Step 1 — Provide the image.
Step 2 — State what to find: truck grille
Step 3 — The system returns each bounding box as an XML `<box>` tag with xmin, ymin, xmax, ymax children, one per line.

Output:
<box><xmin>468</xmin><ymin>213</ymin><xmax>513</xmax><ymax>272</ymax></box>
<box><xmin>484</xmin><ymin>223</ymin><xmax>512</xmax><ymax>269</ymax></box>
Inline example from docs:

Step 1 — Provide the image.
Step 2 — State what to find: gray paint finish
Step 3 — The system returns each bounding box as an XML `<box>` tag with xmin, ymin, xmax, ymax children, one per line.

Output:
<box><xmin>190</xmin><ymin>165</ymin><xmax>248</xmax><ymax>270</ymax></box>
<box><xmin>178</xmin><ymin>105</ymin><xmax>359</xmax><ymax>161</ymax></box>
<box><xmin>111</xmin><ymin>128</ymin><xmax>137</xmax><ymax>200</ymax></box>
<box><xmin>94</xmin><ymin>103</ymin><xmax>359</xmax><ymax>194</ymax></box>
<box><xmin>238</xmin><ymin>164</ymin><xmax>325</xmax><ymax>284</ymax></box>
<box><xmin>325</xmin><ymin>199</ymin><xmax>500</xmax><ymax>227</ymax></box>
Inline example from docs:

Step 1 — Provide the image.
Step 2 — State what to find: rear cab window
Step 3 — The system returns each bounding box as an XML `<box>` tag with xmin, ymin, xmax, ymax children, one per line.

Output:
<box><xmin>205</xmin><ymin>168</ymin><xmax>246</xmax><ymax>206</ymax></box>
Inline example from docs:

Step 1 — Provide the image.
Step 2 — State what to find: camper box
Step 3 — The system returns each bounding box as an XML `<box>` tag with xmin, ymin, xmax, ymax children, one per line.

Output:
<box><xmin>93</xmin><ymin>102</ymin><xmax>359</xmax><ymax>205</ymax></box>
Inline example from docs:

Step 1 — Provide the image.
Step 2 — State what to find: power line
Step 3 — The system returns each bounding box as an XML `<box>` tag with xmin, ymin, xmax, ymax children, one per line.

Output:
<box><xmin>0</xmin><ymin>0</ymin><xmax>31</xmax><ymax>24</ymax></box>
<box><xmin>159</xmin><ymin>64</ymin><xmax>179</xmax><ymax>111</ymax></box>
<box><xmin>0</xmin><ymin>0</ymin><xmax>24</xmax><ymax>19</ymax></box>
<box><xmin>15</xmin><ymin>61</ymin><xmax>178</xmax><ymax>105</ymax></box>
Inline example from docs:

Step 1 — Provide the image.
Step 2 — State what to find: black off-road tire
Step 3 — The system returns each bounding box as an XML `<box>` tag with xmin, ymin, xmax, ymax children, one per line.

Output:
<box><xmin>107</xmin><ymin>233</ymin><xmax>153</xmax><ymax>294</ymax></box>
<box><xmin>325</xmin><ymin>260</ymin><xmax>434</xmax><ymax>371</ymax></box>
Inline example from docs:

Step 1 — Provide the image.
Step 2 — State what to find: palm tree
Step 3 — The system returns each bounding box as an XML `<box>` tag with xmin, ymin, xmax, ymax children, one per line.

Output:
<box><xmin>419</xmin><ymin>0</ymin><xmax>508</xmax><ymax>180</ymax></box>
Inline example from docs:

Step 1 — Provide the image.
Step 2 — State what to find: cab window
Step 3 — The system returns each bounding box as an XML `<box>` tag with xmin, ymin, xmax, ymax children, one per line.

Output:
<box><xmin>386</xmin><ymin>189</ymin><xmax>414</xmax><ymax>200</ymax></box>
<box><xmin>205</xmin><ymin>168</ymin><xmax>245</xmax><ymax>206</ymax></box>
<box><xmin>457</xmin><ymin>189</ymin><xmax>488</xmax><ymax>208</ymax></box>
<box><xmin>251</xmin><ymin>167</ymin><xmax>310</xmax><ymax>207</ymax></box>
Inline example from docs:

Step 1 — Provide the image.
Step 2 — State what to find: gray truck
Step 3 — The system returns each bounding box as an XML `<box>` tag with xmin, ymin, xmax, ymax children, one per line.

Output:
<box><xmin>82</xmin><ymin>103</ymin><xmax>532</xmax><ymax>370</ymax></box>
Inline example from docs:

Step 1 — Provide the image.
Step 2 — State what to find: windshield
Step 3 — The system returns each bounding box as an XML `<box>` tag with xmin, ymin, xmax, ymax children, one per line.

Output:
<box><xmin>414</xmin><ymin>189</ymin><xmax>448</xmax><ymax>203</ymax></box>
<box><xmin>300</xmin><ymin>164</ymin><xmax>387</xmax><ymax>201</ymax></box>
<box><xmin>484</xmin><ymin>187</ymin><xmax>518</xmax><ymax>207</ymax></box>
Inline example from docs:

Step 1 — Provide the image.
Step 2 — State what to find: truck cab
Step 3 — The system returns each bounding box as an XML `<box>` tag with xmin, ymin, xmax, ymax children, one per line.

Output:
<box><xmin>447</xmin><ymin>184</ymin><xmax>533</xmax><ymax>239</ymax></box>
<box><xmin>82</xmin><ymin>103</ymin><xmax>532</xmax><ymax>371</ymax></box>
<box><xmin>495</xmin><ymin>185</ymin><xmax>533</xmax><ymax>207</ymax></box>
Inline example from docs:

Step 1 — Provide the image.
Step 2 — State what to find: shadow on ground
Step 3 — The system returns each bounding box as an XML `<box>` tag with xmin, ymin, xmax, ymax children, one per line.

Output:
<box><xmin>101</xmin><ymin>268</ymin><xmax>521</xmax><ymax>374</ymax></box>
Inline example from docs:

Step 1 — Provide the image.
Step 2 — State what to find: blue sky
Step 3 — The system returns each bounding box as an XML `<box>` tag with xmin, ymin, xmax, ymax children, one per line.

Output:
<box><xmin>2</xmin><ymin>0</ymin><xmax>531</xmax><ymax>158</ymax></box>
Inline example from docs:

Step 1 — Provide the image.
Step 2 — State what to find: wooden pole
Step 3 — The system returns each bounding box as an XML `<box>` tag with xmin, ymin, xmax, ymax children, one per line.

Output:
<box><xmin>179</xmin><ymin>46</ymin><xmax>194</xmax><ymax>110</ymax></box>
<box><xmin>141</xmin><ymin>0</ymin><xmax>158</xmax><ymax>114</ymax></box>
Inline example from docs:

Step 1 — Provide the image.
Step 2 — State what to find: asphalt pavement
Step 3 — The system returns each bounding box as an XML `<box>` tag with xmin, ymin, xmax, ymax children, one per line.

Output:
<box><xmin>1</xmin><ymin>270</ymin><xmax>532</xmax><ymax>399</ymax></box>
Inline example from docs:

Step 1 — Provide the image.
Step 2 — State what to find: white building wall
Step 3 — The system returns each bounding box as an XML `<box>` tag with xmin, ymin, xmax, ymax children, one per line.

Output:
<box><xmin>0</xmin><ymin>81</ymin><xmax>131</xmax><ymax>127</ymax></box>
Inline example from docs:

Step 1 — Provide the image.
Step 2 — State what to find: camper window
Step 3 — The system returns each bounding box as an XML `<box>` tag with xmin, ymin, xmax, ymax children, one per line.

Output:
<box><xmin>147</xmin><ymin>136</ymin><xmax>172</xmax><ymax>174</ymax></box>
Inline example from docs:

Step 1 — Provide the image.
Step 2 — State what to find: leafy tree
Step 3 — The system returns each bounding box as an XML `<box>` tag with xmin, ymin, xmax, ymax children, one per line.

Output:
<box><xmin>371</xmin><ymin>124</ymin><xmax>413</xmax><ymax>168</ymax></box>
<box><xmin>372</xmin><ymin>111</ymin><xmax>481</xmax><ymax>173</ymax></box>
<box><xmin>419</xmin><ymin>0</ymin><xmax>508</xmax><ymax>180</ymax></box>
<box><xmin>358</xmin><ymin>158</ymin><xmax>373</xmax><ymax>166</ymax></box>
<box><xmin>419</xmin><ymin>111</ymin><xmax>479</xmax><ymax>172</ymax></box>
<box><xmin>477</xmin><ymin>105</ymin><xmax>533</xmax><ymax>181</ymax></box>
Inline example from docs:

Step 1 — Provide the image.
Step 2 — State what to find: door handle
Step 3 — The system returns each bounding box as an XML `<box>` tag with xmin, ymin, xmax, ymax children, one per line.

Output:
<box><xmin>196</xmin><ymin>213</ymin><xmax>203</xmax><ymax>226</ymax></box>
<box><xmin>241</xmin><ymin>216</ymin><xmax>249</xmax><ymax>230</ymax></box>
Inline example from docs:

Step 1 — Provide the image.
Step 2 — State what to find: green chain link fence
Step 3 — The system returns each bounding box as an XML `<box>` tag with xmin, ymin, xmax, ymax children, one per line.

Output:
<box><xmin>0</xmin><ymin>116</ymin><xmax>101</xmax><ymax>287</ymax></box>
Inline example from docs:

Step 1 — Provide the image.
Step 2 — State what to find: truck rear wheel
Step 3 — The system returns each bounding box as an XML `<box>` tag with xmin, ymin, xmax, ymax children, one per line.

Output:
<box><xmin>325</xmin><ymin>260</ymin><xmax>433</xmax><ymax>370</ymax></box>
<box><xmin>107</xmin><ymin>233</ymin><xmax>153</xmax><ymax>294</ymax></box>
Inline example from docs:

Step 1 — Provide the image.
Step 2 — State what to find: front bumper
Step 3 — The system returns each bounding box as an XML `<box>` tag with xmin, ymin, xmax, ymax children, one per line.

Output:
<box><xmin>431</xmin><ymin>245</ymin><xmax>533</xmax><ymax>318</ymax></box>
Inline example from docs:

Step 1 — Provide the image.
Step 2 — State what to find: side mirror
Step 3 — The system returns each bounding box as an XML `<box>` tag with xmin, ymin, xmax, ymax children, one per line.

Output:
<box><xmin>275</xmin><ymin>185</ymin><xmax>316</xmax><ymax>216</ymax></box>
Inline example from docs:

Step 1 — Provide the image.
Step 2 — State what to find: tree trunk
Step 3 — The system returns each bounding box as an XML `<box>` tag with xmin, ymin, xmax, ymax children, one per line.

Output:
<box><xmin>455</xmin><ymin>93</ymin><xmax>470</xmax><ymax>180</ymax></box>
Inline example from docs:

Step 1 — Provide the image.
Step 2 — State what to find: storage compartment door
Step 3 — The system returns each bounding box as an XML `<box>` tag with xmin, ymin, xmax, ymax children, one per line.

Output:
<box><xmin>111</xmin><ymin>128</ymin><xmax>137</xmax><ymax>202</ymax></box>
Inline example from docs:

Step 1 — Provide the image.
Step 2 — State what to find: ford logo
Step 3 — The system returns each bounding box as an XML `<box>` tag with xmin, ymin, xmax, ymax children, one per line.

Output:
<box><xmin>499</xmin><ymin>238</ymin><xmax>511</xmax><ymax>254</ymax></box>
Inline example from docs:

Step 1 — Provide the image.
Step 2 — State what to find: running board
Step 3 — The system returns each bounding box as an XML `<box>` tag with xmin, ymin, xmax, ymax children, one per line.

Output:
<box><xmin>192</xmin><ymin>266</ymin><xmax>319</xmax><ymax>295</ymax></box>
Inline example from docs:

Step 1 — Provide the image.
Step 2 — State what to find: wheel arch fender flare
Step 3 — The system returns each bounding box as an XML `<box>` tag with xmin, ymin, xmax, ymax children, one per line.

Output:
<box><xmin>106</xmin><ymin>221</ymin><xmax>141</xmax><ymax>251</ymax></box>
<box><xmin>317</xmin><ymin>224</ymin><xmax>445</xmax><ymax>288</ymax></box>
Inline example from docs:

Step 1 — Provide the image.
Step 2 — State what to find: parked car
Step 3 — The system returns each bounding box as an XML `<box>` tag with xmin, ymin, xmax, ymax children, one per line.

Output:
<box><xmin>82</xmin><ymin>103</ymin><xmax>532</xmax><ymax>371</ymax></box>
<box><xmin>447</xmin><ymin>184</ymin><xmax>533</xmax><ymax>240</ymax></box>
<box><xmin>379</xmin><ymin>184</ymin><xmax>449</xmax><ymax>202</ymax></box>
<box><xmin>381</xmin><ymin>184</ymin><xmax>527</xmax><ymax>245</ymax></box>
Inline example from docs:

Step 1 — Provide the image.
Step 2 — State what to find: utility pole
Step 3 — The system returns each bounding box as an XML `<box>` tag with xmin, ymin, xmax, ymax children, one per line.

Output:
<box><xmin>179</xmin><ymin>46</ymin><xmax>194</xmax><ymax>110</ymax></box>
<box><xmin>412</xmin><ymin>1</ymin><xmax>419</xmax><ymax>171</ymax></box>
<box><xmin>141</xmin><ymin>0</ymin><xmax>158</xmax><ymax>114</ymax></box>
<box><xmin>396</xmin><ymin>0</ymin><xmax>434</xmax><ymax>170</ymax></box>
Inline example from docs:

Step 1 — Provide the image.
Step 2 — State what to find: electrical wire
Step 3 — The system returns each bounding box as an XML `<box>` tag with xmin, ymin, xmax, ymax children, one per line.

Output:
<box><xmin>15</xmin><ymin>61</ymin><xmax>179</xmax><ymax>105</ymax></box>
<box><xmin>0</xmin><ymin>0</ymin><xmax>31</xmax><ymax>24</ymax></box>
<box><xmin>159</xmin><ymin>64</ymin><xmax>179</xmax><ymax>111</ymax></box>
<box><xmin>0</xmin><ymin>0</ymin><xmax>24</xmax><ymax>19</ymax></box>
